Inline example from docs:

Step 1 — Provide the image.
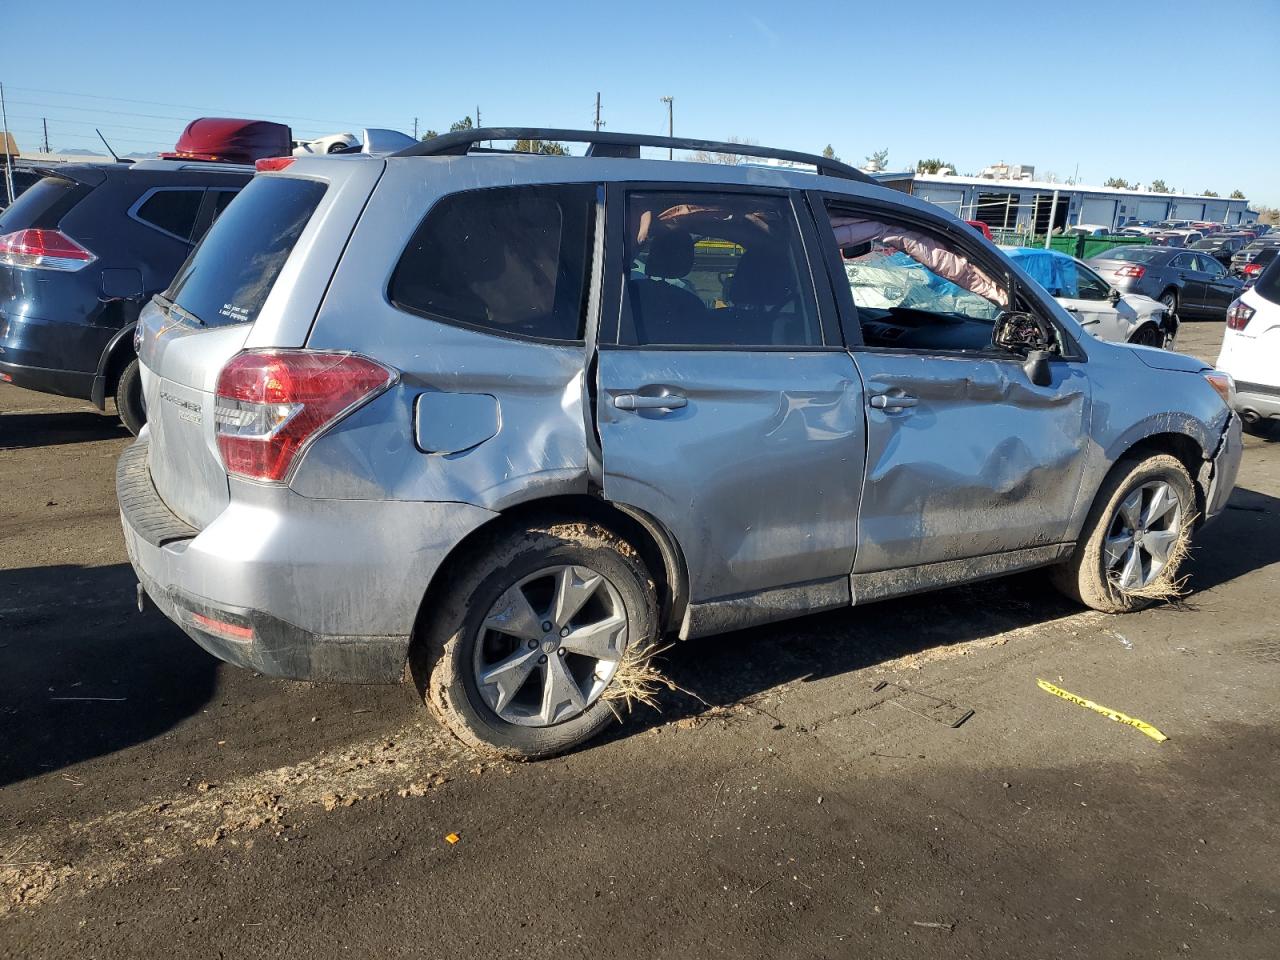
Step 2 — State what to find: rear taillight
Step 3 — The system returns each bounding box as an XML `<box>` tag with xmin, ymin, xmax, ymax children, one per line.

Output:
<box><xmin>214</xmin><ymin>350</ymin><xmax>396</xmax><ymax>482</ymax></box>
<box><xmin>1226</xmin><ymin>299</ymin><xmax>1256</xmax><ymax>331</ymax></box>
<box><xmin>1115</xmin><ymin>265</ymin><xmax>1146</xmax><ymax>278</ymax></box>
<box><xmin>1243</xmin><ymin>262</ymin><xmax>1263</xmax><ymax>276</ymax></box>
<box><xmin>255</xmin><ymin>156</ymin><xmax>296</xmax><ymax>172</ymax></box>
<box><xmin>0</xmin><ymin>228</ymin><xmax>96</xmax><ymax>271</ymax></box>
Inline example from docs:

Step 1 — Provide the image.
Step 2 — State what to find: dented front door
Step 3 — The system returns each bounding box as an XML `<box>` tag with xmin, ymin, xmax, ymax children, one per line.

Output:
<box><xmin>849</xmin><ymin>351</ymin><xmax>1090</xmax><ymax>573</ymax></box>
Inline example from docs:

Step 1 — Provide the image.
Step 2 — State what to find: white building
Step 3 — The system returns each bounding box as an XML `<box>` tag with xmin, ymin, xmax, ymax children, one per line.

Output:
<box><xmin>909</xmin><ymin>173</ymin><xmax>1254</xmax><ymax>231</ymax></box>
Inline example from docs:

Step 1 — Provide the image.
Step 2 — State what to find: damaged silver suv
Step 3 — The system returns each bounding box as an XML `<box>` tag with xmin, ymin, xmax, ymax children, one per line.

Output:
<box><xmin>119</xmin><ymin>128</ymin><xmax>1241</xmax><ymax>758</ymax></box>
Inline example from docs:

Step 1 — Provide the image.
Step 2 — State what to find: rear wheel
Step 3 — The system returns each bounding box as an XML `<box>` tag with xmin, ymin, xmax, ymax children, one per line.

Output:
<box><xmin>1158</xmin><ymin>289</ymin><xmax>1179</xmax><ymax>320</ymax></box>
<box><xmin>1050</xmin><ymin>453</ymin><xmax>1195</xmax><ymax>613</ymax></box>
<box><xmin>114</xmin><ymin>358</ymin><xmax>145</xmax><ymax>436</ymax></box>
<box><xmin>413</xmin><ymin>521</ymin><xmax>659</xmax><ymax>759</ymax></box>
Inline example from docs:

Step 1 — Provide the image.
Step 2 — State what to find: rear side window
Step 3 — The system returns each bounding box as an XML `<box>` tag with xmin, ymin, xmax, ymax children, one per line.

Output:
<box><xmin>0</xmin><ymin>176</ymin><xmax>87</xmax><ymax>232</ymax></box>
<box><xmin>1099</xmin><ymin>247</ymin><xmax>1160</xmax><ymax>263</ymax></box>
<box><xmin>166</xmin><ymin>176</ymin><xmax>327</xmax><ymax>327</ymax></box>
<box><xmin>390</xmin><ymin>184</ymin><xmax>596</xmax><ymax>341</ymax></box>
<box><xmin>134</xmin><ymin>188</ymin><xmax>204</xmax><ymax>241</ymax></box>
<box><xmin>1254</xmin><ymin>257</ymin><xmax>1280</xmax><ymax>306</ymax></box>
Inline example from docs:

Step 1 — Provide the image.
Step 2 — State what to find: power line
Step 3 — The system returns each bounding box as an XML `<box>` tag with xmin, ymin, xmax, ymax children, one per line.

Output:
<box><xmin>4</xmin><ymin>85</ymin><xmax>399</xmax><ymax>130</ymax></box>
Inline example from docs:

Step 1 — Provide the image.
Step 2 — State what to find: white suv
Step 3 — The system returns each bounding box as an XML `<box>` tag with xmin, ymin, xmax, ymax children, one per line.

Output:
<box><xmin>1218</xmin><ymin>256</ymin><xmax>1280</xmax><ymax>431</ymax></box>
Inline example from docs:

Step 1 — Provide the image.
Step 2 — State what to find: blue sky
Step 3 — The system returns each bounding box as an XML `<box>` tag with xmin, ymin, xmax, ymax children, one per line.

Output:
<box><xmin>5</xmin><ymin>0</ymin><xmax>1278</xmax><ymax>204</ymax></box>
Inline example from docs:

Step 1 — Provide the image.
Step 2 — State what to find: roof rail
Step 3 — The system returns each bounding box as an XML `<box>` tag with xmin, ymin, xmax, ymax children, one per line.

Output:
<box><xmin>392</xmin><ymin>127</ymin><xmax>877</xmax><ymax>184</ymax></box>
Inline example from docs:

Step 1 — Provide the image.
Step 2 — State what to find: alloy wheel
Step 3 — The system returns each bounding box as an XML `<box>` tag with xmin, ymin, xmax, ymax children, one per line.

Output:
<box><xmin>473</xmin><ymin>565</ymin><xmax>628</xmax><ymax>727</ymax></box>
<box><xmin>1104</xmin><ymin>480</ymin><xmax>1184</xmax><ymax>592</ymax></box>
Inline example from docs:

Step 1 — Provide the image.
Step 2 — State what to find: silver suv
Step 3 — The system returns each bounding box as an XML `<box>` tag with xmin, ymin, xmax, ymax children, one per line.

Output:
<box><xmin>119</xmin><ymin>128</ymin><xmax>1242</xmax><ymax>758</ymax></box>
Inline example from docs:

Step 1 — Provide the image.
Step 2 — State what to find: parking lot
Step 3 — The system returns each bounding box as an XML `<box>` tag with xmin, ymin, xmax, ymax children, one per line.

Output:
<box><xmin>1</xmin><ymin>320</ymin><xmax>1278</xmax><ymax>959</ymax></box>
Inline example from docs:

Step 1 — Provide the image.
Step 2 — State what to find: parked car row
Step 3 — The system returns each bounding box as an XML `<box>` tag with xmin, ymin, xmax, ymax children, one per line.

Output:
<box><xmin>103</xmin><ymin>126</ymin><xmax>1242</xmax><ymax>758</ymax></box>
<box><xmin>1086</xmin><ymin>245</ymin><xmax>1243</xmax><ymax>322</ymax></box>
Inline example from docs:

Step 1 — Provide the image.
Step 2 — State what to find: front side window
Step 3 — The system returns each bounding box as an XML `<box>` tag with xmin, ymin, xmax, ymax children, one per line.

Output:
<box><xmin>135</xmin><ymin>188</ymin><xmax>204</xmax><ymax>241</ymax></box>
<box><xmin>829</xmin><ymin>206</ymin><xmax>1011</xmax><ymax>353</ymax></box>
<box><xmin>390</xmin><ymin>184</ymin><xmax>595</xmax><ymax>341</ymax></box>
<box><xmin>621</xmin><ymin>192</ymin><xmax>820</xmax><ymax>347</ymax></box>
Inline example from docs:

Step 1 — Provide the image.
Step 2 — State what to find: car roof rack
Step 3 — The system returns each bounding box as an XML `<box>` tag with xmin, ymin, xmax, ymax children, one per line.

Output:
<box><xmin>392</xmin><ymin>127</ymin><xmax>877</xmax><ymax>184</ymax></box>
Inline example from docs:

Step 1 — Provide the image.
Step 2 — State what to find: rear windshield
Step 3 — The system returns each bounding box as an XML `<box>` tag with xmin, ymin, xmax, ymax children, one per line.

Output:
<box><xmin>1096</xmin><ymin>247</ymin><xmax>1162</xmax><ymax>263</ymax></box>
<box><xmin>165</xmin><ymin>176</ymin><xmax>326</xmax><ymax>327</ymax></box>
<box><xmin>1255</xmin><ymin>257</ymin><xmax>1280</xmax><ymax>305</ymax></box>
<box><xmin>0</xmin><ymin>176</ymin><xmax>87</xmax><ymax>232</ymax></box>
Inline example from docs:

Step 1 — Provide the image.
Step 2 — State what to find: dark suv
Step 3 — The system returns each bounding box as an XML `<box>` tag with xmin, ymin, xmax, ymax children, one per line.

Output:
<box><xmin>0</xmin><ymin>159</ymin><xmax>251</xmax><ymax>432</ymax></box>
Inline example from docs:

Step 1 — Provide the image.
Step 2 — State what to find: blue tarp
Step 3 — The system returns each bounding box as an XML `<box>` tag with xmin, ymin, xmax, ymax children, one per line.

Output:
<box><xmin>1004</xmin><ymin>246</ymin><xmax>1078</xmax><ymax>299</ymax></box>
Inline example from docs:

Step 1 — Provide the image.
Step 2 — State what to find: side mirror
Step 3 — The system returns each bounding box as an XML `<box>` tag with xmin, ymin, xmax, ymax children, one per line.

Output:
<box><xmin>1023</xmin><ymin>349</ymin><xmax>1053</xmax><ymax>387</ymax></box>
<box><xmin>1108</xmin><ymin>287</ymin><xmax>1122</xmax><ymax>303</ymax></box>
<box><xmin>992</xmin><ymin>310</ymin><xmax>1054</xmax><ymax>354</ymax></box>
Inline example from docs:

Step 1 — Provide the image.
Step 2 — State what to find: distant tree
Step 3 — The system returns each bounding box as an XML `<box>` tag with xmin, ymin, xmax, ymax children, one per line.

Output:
<box><xmin>916</xmin><ymin>157</ymin><xmax>954</xmax><ymax>174</ymax></box>
<box><xmin>864</xmin><ymin>148</ymin><xmax>889</xmax><ymax>171</ymax></box>
<box><xmin>512</xmin><ymin>138</ymin><xmax>568</xmax><ymax>155</ymax></box>
<box><xmin>1202</xmin><ymin>189</ymin><xmax>1219</xmax><ymax>197</ymax></box>
<box><xmin>822</xmin><ymin>144</ymin><xmax>839</xmax><ymax>161</ymax></box>
<box><xmin>690</xmin><ymin>136</ymin><xmax>756</xmax><ymax>165</ymax></box>
<box><xmin>1231</xmin><ymin>189</ymin><xmax>1246</xmax><ymax>199</ymax></box>
<box><xmin>1104</xmin><ymin>176</ymin><xmax>1134</xmax><ymax>189</ymax></box>
<box><xmin>449</xmin><ymin>116</ymin><xmax>474</xmax><ymax>133</ymax></box>
<box><xmin>419</xmin><ymin>129</ymin><xmax>440</xmax><ymax>141</ymax></box>
<box><xmin>1149</xmin><ymin>178</ymin><xmax>1169</xmax><ymax>193</ymax></box>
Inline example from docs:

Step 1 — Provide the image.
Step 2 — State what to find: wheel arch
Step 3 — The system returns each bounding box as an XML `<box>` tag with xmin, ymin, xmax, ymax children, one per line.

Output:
<box><xmin>1103</xmin><ymin>430</ymin><xmax>1208</xmax><ymax>524</ymax></box>
<box><xmin>91</xmin><ymin>316</ymin><xmax>139</xmax><ymax>410</ymax></box>
<box><xmin>408</xmin><ymin>494</ymin><xmax>690</xmax><ymax>663</ymax></box>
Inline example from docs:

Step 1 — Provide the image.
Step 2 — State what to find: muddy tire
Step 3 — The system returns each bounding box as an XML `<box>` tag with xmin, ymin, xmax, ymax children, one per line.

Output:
<box><xmin>114</xmin><ymin>358</ymin><xmax>145</xmax><ymax>436</ymax></box>
<box><xmin>1050</xmin><ymin>453</ymin><xmax>1196</xmax><ymax>614</ymax></box>
<box><xmin>412</xmin><ymin>521</ymin><xmax>658</xmax><ymax>760</ymax></box>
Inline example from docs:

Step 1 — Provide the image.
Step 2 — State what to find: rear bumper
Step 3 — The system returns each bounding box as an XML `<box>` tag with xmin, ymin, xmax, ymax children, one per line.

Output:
<box><xmin>1233</xmin><ymin>380</ymin><xmax>1280</xmax><ymax>421</ymax></box>
<box><xmin>0</xmin><ymin>358</ymin><xmax>95</xmax><ymax>399</ymax></box>
<box><xmin>117</xmin><ymin>439</ymin><xmax>497</xmax><ymax>682</ymax></box>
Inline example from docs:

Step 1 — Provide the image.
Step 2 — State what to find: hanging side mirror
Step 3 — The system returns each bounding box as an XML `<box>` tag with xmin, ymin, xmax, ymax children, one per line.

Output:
<box><xmin>992</xmin><ymin>310</ymin><xmax>1053</xmax><ymax>354</ymax></box>
<box><xmin>1023</xmin><ymin>349</ymin><xmax>1053</xmax><ymax>387</ymax></box>
<box><xmin>1108</xmin><ymin>287</ymin><xmax>1122</xmax><ymax>303</ymax></box>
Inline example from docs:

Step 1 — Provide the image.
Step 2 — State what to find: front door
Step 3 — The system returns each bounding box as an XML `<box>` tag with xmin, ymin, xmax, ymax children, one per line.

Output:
<box><xmin>818</xmin><ymin>197</ymin><xmax>1091</xmax><ymax>576</ymax></box>
<box><xmin>596</xmin><ymin>186</ymin><xmax>865</xmax><ymax>615</ymax></box>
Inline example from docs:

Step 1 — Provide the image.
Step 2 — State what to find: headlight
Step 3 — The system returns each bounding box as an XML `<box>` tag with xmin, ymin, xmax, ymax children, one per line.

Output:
<box><xmin>1203</xmin><ymin>370</ymin><xmax>1236</xmax><ymax>409</ymax></box>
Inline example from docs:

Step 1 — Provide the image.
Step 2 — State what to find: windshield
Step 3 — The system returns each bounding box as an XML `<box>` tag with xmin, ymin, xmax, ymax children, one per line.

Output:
<box><xmin>165</xmin><ymin>176</ymin><xmax>327</xmax><ymax>327</ymax></box>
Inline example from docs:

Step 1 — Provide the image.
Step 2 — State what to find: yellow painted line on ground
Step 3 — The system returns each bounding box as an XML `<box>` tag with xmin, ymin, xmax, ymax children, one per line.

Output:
<box><xmin>1036</xmin><ymin>679</ymin><xmax>1168</xmax><ymax>742</ymax></box>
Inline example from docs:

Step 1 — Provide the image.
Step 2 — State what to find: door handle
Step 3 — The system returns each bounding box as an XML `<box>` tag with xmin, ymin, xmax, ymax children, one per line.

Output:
<box><xmin>869</xmin><ymin>393</ymin><xmax>918</xmax><ymax>410</ymax></box>
<box><xmin>613</xmin><ymin>393</ymin><xmax>687</xmax><ymax>411</ymax></box>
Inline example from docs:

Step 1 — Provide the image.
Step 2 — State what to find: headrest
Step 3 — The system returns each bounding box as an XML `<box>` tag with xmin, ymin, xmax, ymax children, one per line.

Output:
<box><xmin>728</xmin><ymin>246</ymin><xmax>794</xmax><ymax>308</ymax></box>
<box><xmin>645</xmin><ymin>229</ymin><xmax>695</xmax><ymax>280</ymax></box>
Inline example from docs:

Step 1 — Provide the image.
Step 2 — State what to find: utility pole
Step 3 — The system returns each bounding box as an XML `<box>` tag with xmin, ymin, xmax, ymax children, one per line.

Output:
<box><xmin>42</xmin><ymin>117</ymin><xmax>49</xmax><ymax>153</ymax></box>
<box><xmin>594</xmin><ymin>92</ymin><xmax>604</xmax><ymax>132</ymax></box>
<box><xmin>413</xmin><ymin>116</ymin><xmax>418</xmax><ymax>139</ymax></box>
<box><xmin>1</xmin><ymin>82</ymin><xmax>14</xmax><ymax>206</ymax></box>
<box><xmin>476</xmin><ymin>105</ymin><xmax>481</xmax><ymax>128</ymax></box>
<box><xmin>660</xmin><ymin>96</ymin><xmax>673</xmax><ymax>159</ymax></box>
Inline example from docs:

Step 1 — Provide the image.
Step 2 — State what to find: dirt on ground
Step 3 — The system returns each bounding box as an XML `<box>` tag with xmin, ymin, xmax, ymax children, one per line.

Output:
<box><xmin>2</xmin><ymin>321</ymin><xmax>1278</xmax><ymax>959</ymax></box>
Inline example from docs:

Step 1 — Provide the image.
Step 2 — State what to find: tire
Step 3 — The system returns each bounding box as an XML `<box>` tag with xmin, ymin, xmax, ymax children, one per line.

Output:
<box><xmin>114</xmin><ymin>358</ymin><xmax>145</xmax><ymax>436</ymax></box>
<box><xmin>1128</xmin><ymin>323</ymin><xmax>1164</xmax><ymax>348</ymax></box>
<box><xmin>1158</xmin><ymin>289</ymin><xmax>1179</xmax><ymax>320</ymax></box>
<box><xmin>412</xmin><ymin>521</ymin><xmax>659</xmax><ymax>759</ymax></box>
<box><xmin>1050</xmin><ymin>453</ymin><xmax>1196</xmax><ymax>614</ymax></box>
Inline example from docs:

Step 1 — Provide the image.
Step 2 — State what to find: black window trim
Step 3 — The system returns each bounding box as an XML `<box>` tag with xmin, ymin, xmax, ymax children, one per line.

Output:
<box><xmin>600</xmin><ymin>180</ymin><xmax>842</xmax><ymax>352</ymax></box>
<box><xmin>810</xmin><ymin>188</ymin><xmax>1086</xmax><ymax>364</ymax></box>
<box><xmin>127</xmin><ymin>185</ymin><xmax>207</xmax><ymax>244</ymax></box>
<box><xmin>385</xmin><ymin>182</ymin><xmax>602</xmax><ymax>346</ymax></box>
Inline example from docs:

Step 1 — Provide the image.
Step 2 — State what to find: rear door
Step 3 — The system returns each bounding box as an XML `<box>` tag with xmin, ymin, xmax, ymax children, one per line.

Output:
<box><xmin>1171</xmin><ymin>252</ymin><xmax>1207</xmax><ymax>312</ymax></box>
<box><xmin>815</xmin><ymin>194</ymin><xmax>1090</xmax><ymax>579</ymax></box>
<box><xmin>1196</xmin><ymin>253</ymin><xmax>1241</xmax><ymax>314</ymax></box>
<box><xmin>596</xmin><ymin>185</ymin><xmax>864</xmax><ymax>622</ymax></box>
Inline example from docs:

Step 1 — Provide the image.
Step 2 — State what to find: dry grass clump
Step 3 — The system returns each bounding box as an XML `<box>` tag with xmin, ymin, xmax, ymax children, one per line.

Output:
<box><xmin>601</xmin><ymin>641</ymin><xmax>696</xmax><ymax>719</ymax></box>
<box><xmin>1124</xmin><ymin>512</ymin><xmax>1196</xmax><ymax>602</ymax></box>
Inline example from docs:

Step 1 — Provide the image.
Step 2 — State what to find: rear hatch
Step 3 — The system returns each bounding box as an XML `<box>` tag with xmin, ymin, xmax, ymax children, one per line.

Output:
<box><xmin>0</xmin><ymin>168</ymin><xmax>100</xmax><ymax>310</ymax></box>
<box><xmin>138</xmin><ymin>173</ymin><xmax>333</xmax><ymax>528</ymax></box>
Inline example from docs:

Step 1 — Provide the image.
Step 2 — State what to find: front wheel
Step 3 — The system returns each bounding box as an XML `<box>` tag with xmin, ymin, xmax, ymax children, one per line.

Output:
<box><xmin>1128</xmin><ymin>323</ymin><xmax>1164</xmax><ymax>348</ymax></box>
<box><xmin>114</xmin><ymin>358</ymin><xmax>145</xmax><ymax>436</ymax></box>
<box><xmin>413</xmin><ymin>521</ymin><xmax>659</xmax><ymax>759</ymax></box>
<box><xmin>1050</xmin><ymin>453</ymin><xmax>1196</xmax><ymax>613</ymax></box>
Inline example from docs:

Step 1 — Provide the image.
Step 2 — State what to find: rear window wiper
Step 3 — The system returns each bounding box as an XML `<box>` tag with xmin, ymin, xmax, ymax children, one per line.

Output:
<box><xmin>152</xmin><ymin>292</ymin><xmax>205</xmax><ymax>327</ymax></box>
